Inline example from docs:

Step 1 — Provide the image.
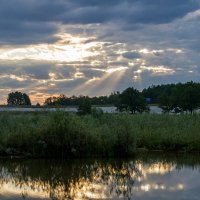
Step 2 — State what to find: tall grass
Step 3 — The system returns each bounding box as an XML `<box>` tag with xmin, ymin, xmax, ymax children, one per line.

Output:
<box><xmin>0</xmin><ymin>112</ymin><xmax>200</xmax><ymax>158</ymax></box>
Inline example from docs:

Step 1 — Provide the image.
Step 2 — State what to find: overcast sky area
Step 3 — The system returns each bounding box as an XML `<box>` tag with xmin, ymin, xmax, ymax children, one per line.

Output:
<box><xmin>1</xmin><ymin>0</ymin><xmax>200</xmax><ymax>104</ymax></box>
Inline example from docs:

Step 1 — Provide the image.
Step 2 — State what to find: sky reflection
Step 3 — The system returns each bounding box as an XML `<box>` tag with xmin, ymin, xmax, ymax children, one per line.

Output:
<box><xmin>0</xmin><ymin>154</ymin><xmax>200</xmax><ymax>200</ymax></box>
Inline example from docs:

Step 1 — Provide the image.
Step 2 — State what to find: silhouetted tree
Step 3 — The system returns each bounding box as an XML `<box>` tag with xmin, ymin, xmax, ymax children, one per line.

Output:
<box><xmin>78</xmin><ymin>97</ymin><xmax>92</xmax><ymax>115</ymax></box>
<box><xmin>117</xmin><ymin>87</ymin><xmax>149</xmax><ymax>114</ymax></box>
<box><xmin>7</xmin><ymin>91</ymin><xmax>31</xmax><ymax>106</ymax></box>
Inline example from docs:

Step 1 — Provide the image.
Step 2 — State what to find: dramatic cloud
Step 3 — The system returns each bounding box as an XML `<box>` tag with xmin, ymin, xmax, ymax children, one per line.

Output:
<box><xmin>0</xmin><ymin>0</ymin><xmax>200</xmax><ymax>103</ymax></box>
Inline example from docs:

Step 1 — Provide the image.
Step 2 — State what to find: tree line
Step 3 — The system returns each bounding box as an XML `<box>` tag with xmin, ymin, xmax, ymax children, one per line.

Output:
<box><xmin>147</xmin><ymin>81</ymin><xmax>200</xmax><ymax>114</ymax></box>
<box><xmin>6</xmin><ymin>81</ymin><xmax>200</xmax><ymax>114</ymax></box>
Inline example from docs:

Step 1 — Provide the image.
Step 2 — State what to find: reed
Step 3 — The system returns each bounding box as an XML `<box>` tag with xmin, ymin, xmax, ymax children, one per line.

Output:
<box><xmin>0</xmin><ymin>112</ymin><xmax>200</xmax><ymax>158</ymax></box>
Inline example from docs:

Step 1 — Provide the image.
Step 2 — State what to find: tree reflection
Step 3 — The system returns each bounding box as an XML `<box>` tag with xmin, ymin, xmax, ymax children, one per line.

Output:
<box><xmin>0</xmin><ymin>159</ymin><xmax>143</xmax><ymax>200</ymax></box>
<box><xmin>0</xmin><ymin>153</ymin><xmax>199</xmax><ymax>200</ymax></box>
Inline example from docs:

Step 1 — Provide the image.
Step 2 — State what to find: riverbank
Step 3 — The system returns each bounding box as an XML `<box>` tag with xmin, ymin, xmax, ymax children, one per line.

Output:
<box><xmin>0</xmin><ymin>112</ymin><xmax>200</xmax><ymax>158</ymax></box>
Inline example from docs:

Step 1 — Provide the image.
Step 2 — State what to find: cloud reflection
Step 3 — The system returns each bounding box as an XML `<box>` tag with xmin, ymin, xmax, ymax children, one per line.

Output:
<box><xmin>1</xmin><ymin>154</ymin><xmax>199</xmax><ymax>200</ymax></box>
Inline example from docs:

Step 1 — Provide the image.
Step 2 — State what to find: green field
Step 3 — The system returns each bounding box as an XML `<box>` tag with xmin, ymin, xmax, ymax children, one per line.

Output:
<box><xmin>0</xmin><ymin>112</ymin><xmax>200</xmax><ymax>158</ymax></box>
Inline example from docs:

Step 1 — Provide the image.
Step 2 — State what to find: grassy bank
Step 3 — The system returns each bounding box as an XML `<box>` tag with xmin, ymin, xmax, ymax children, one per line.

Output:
<box><xmin>0</xmin><ymin>112</ymin><xmax>200</xmax><ymax>158</ymax></box>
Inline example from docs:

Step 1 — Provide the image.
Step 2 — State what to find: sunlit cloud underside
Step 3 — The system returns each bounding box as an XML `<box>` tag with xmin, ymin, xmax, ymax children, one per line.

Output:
<box><xmin>0</xmin><ymin>32</ymin><xmax>179</xmax><ymax>104</ymax></box>
<box><xmin>1</xmin><ymin>0</ymin><xmax>200</xmax><ymax>103</ymax></box>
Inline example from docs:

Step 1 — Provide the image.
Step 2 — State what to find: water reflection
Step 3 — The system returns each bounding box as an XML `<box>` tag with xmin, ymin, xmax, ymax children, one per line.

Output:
<box><xmin>0</xmin><ymin>153</ymin><xmax>200</xmax><ymax>200</ymax></box>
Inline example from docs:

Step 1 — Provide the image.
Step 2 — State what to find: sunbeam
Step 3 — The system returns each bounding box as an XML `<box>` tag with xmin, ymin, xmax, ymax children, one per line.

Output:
<box><xmin>72</xmin><ymin>67</ymin><xmax>128</xmax><ymax>96</ymax></box>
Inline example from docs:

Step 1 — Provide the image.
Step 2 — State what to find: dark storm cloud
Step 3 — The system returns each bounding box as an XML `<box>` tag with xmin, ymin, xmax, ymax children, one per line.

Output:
<box><xmin>0</xmin><ymin>0</ymin><xmax>199</xmax><ymax>44</ymax></box>
<box><xmin>70</xmin><ymin>0</ymin><xmax>199</xmax><ymax>24</ymax></box>
<box><xmin>0</xmin><ymin>21</ymin><xmax>58</xmax><ymax>44</ymax></box>
<box><xmin>0</xmin><ymin>0</ymin><xmax>65</xmax><ymax>44</ymax></box>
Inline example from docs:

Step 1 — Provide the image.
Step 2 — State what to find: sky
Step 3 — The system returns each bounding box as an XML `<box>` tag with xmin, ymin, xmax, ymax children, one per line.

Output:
<box><xmin>1</xmin><ymin>0</ymin><xmax>200</xmax><ymax>104</ymax></box>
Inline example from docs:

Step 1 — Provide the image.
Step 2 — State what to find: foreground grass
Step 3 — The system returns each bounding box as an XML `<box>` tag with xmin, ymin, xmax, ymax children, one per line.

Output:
<box><xmin>0</xmin><ymin>112</ymin><xmax>200</xmax><ymax>158</ymax></box>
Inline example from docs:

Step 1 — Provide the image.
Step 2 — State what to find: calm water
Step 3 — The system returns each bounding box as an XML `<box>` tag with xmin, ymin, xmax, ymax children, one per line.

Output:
<box><xmin>0</xmin><ymin>106</ymin><xmax>161</xmax><ymax>113</ymax></box>
<box><xmin>0</xmin><ymin>153</ymin><xmax>200</xmax><ymax>200</ymax></box>
<box><xmin>1</xmin><ymin>106</ymin><xmax>200</xmax><ymax>114</ymax></box>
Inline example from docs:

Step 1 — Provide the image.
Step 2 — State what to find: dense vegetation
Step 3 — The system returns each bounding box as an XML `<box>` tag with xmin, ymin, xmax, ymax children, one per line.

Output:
<box><xmin>1</xmin><ymin>112</ymin><xmax>200</xmax><ymax>158</ymax></box>
<box><xmin>2</xmin><ymin>81</ymin><xmax>200</xmax><ymax>158</ymax></box>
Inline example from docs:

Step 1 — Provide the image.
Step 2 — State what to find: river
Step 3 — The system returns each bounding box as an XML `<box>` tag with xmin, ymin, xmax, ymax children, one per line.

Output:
<box><xmin>0</xmin><ymin>153</ymin><xmax>200</xmax><ymax>199</ymax></box>
<box><xmin>0</xmin><ymin>106</ymin><xmax>162</xmax><ymax>114</ymax></box>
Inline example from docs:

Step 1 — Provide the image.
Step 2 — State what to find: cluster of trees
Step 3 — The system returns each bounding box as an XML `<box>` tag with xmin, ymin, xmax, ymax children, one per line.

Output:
<box><xmin>114</xmin><ymin>88</ymin><xmax>149</xmax><ymax>114</ymax></box>
<box><xmin>157</xmin><ymin>82</ymin><xmax>200</xmax><ymax>114</ymax></box>
<box><xmin>5</xmin><ymin>81</ymin><xmax>200</xmax><ymax>114</ymax></box>
<box><xmin>142</xmin><ymin>82</ymin><xmax>200</xmax><ymax>113</ymax></box>
<box><xmin>43</xmin><ymin>88</ymin><xmax>148</xmax><ymax>114</ymax></box>
<box><xmin>44</xmin><ymin>94</ymin><xmax>114</xmax><ymax>106</ymax></box>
